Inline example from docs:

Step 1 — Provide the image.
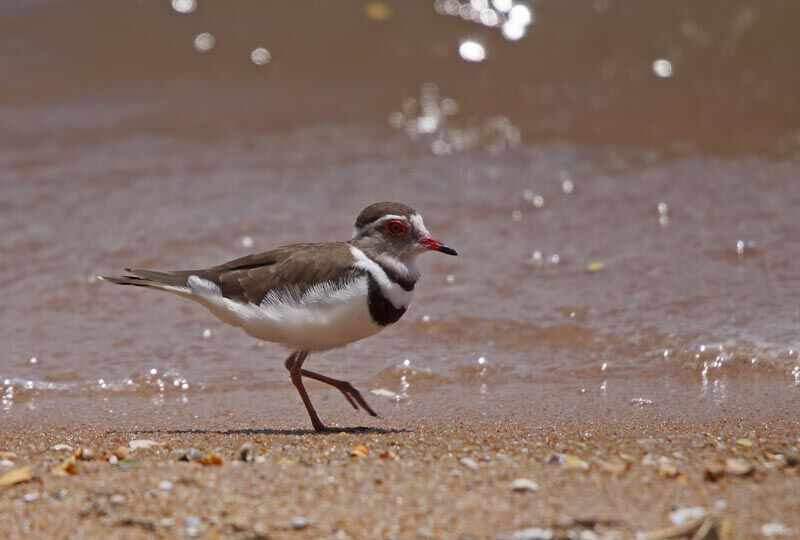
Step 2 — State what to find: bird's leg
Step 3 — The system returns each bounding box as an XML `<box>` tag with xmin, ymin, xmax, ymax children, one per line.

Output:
<box><xmin>299</xmin><ymin>369</ymin><xmax>377</xmax><ymax>417</ymax></box>
<box><xmin>285</xmin><ymin>350</ymin><xmax>326</xmax><ymax>432</ymax></box>
<box><xmin>284</xmin><ymin>351</ymin><xmax>298</xmax><ymax>371</ymax></box>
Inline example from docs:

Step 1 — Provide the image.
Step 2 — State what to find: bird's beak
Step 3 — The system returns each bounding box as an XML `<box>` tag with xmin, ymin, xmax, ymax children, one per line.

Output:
<box><xmin>421</xmin><ymin>237</ymin><xmax>458</xmax><ymax>256</ymax></box>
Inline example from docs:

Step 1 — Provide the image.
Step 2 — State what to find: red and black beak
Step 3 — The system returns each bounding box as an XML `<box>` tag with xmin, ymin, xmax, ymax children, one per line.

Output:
<box><xmin>421</xmin><ymin>237</ymin><xmax>458</xmax><ymax>256</ymax></box>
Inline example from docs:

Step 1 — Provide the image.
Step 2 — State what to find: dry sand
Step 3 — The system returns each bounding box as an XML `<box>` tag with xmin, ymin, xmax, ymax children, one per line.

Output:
<box><xmin>1</xmin><ymin>406</ymin><xmax>798</xmax><ymax>540</ymax></box>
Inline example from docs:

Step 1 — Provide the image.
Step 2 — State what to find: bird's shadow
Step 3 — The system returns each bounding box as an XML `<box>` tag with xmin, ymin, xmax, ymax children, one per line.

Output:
<box><xmin>112</xmin><ymin>426</ymin><xmax>409</xmax><ymax>436</ymax></box>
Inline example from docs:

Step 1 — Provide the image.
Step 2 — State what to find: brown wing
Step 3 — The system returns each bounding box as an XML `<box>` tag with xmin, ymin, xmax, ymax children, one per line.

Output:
<box><xmin>208</xmin><ymin>242</ymin><xmax>362</xmax><ymax>304</ymax></box>
<box><xmin>123</xmin><ymin>242</ymin><xmax>361</xmax><ymax>305</ymax></box>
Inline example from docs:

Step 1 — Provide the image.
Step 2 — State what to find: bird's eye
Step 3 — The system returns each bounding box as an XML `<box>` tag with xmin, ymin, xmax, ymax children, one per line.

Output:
<box><xmin>385</xmin><ymin>219</ymin><xmax>407</xmax><ymax>237</ymax></box>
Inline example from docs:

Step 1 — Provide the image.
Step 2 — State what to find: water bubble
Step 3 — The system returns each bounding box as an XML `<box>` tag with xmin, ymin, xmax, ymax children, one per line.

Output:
<box><xmin>29</xmin><ymin>357</ymin><xmax>37</xmax><ymax>365</ymax></box>
<box><xmin>171</xmin><ymin>0</ymin><xmax>196</xmax><ymax>14</ymax></box>
<box><xmin>422</xmin><ymin>314</ymin><xmax>431</xmax><ymax>323</ymax></box>
<box><xmin>250</xmin><ymin>47</ymin><xmax>272</xmax><ymax>65</ymax></box>
<box><xmin>511</xmin><ymin>210</ymin><xmax>522</xmax><ymax>221</ymax></box>
<box><xmin>459</xmin><ymin>40</ymin><xmax>486</xmax><ymax>62</ymax></box>
<box><xmin>532</xmin><ymin>195</ymin><xmax>544</xmax><ymax>208</ymax></box>
<box><xmin>491</xmin><ymin>0</ymin><xmax>513</xmax><ymax>12</ymax></box>
<box><xmin>446</xmin><ymin>274</ymin><xmax>456</xmax><ymax>284</ymax></box>
<box><xmin>417</xmin><ymin>115</ymin><xmax>439</xmax><ymax>134</ymax></box>
<box><xmin>440</xmin><ymin>98</ymin><xmax>459</xmax><ymax>115</ymax></box>
<box><xmin>501</xmin><ymin>20</ymin><xmax>526</xmax><ymax>41</ymax></box>
<box><xmin>478</xmin><ymin>356</ymin><xmax>487</xmax><ymax>365</ymax></box>
<box><xmin>459</xmin><ymin>4</ymin><xmax>477</xmax><ymax>20</ymax></box>
<box><xmin>431</xmin><ymin>139</ymin><xmax>451</xmax><ymax>155</ymax></box>
<box><xmin>239</xmin><ymin>236</ymin><xmax>254</xmax><ymax>249</ymax></box>
<box><xmin>658</xmin><ymin>203</ymin><xmax>669</xmax><ymax>226</ymax></box>
<box><xmin>387</xmin><ymin>112</ymin><xmax>404</xmax><ymax>128</ymax></box>
<box><xmin>561</xmin><ymin>179</ymin><xmax>574</xmax><ymax>194</ymax></box>
<box><xmin>479</xmin><ymin>9</ymin><xmax>499</xmax><ymax>27</ymax></box>
<box><xmin>735</xmin><ymin>240</ymin><xmax>745</xmax><ymax>255</ymax></box>
<box><xmin>508</xmin><ymin>4</ymin><xmax>533</xmax><ymax>26</ymax></box>
<box><xmin>150</xmin><ymin>368</ymin><xmax>158</xmax><ymax>376</ymax></box>
<box><xmin>193</xmin><ymin>32</ymin><xmax>215</xmax><ymax>52</ymax></box>
<box><xmin>652</xmin><ymin>59</ymin><xmax>673</xmax><ymax>78</ymax></box>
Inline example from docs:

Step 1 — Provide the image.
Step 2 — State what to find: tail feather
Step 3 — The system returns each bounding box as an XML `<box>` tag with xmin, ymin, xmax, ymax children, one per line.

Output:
<box><xmin>99</xmin><ymin>275</ymin><xmax>158</xmax><ymax>288</ymax></box>
<box><xmin>100</xmin><ymin>268</ymin><xmax>190</xmax><ymax>289</ymax></box>
<box><xmin>124</xmin><ymin>268</ymin><xmax>189</xmax><ymax>287</ymax></box>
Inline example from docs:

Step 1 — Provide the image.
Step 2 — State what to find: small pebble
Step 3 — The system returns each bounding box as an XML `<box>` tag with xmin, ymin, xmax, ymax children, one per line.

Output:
<box><xmin>129</xmin><ymin>439</ymin><xmax>161</xmax><ymax>451</ymax></box>
<box><xmin>21</xmin><ymin>491</ymin><xmax>40</xmax><ymax>503</ymax></box>
<box><xmin>200</xmin><ymin>452</ymin><xmax>222</xmax><ymax>466</ymax></box>
<box><xmin>510</xmin><ymin>527</ymin><xmax>554</xmax><ymax>540</ymax></box>
<box><xmin>291</xmin><ymin>516</ymin><xmax>311</xmax><ymax>530</ymax></box>
<box><xmin>459</xmin><ymin>457</ymin><xmax>478</xmax><ymax>471</ymax></box>
<box><xmin>173</xmin><ymin>448</ymin><xmax>203</xmax><ymax>461</ymax></box>
<box><xmin>509</xmin><ymin>478</ymin><xmax>540</xmax><ymax>492</ymax></box>
<box><xmin>75</xmin><ymin>448</ymin><xmax>94</xmax><ymax>461</ymax></box>
<box><xmin>108</xmin><ymin>455</ymin><xmax>118</xmax><ymax>465</ymax></box>
<box><xmin>110</xmin><ymin>494</ymin><xmax>126</xmax><ymax>506</ymax></box>
<box><xmin>51</xmin><ymin>444</ymin><xmax>73</xmax><ymax>452</ymax></box>
<box><xmin>762</xmin><ymin>523</ymin><xmax>793</xmax><ymax>538</ymax></box>
<box><xmin>184</xmin><ymin>516</ymin><xmax>205</xmax><ymax>538</ymax></box>
<box><xmin>158</xmin><ymin>480</ymin><xmax>174</xmax><ymax>491</ymax></box>
<box><xmin>238</xmin><ymin>442</ymin><xmax>255</xmax><ymax>463</ymax></box>
<box><xmin>669</xmin><ymin>507</ymin><xmax>706</xmax><ymax>525</ymax></box>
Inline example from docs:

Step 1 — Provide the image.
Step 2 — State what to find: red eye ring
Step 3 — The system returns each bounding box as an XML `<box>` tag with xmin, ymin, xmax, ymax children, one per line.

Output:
<box><xmin>385</xmin><ymin>219</ymin><xmax>407</xmax><ymax>236</ymax></box>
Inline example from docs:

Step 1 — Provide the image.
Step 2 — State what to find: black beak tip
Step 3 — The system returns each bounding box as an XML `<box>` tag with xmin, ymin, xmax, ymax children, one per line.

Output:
<box><xmin>440</xmin><ymin>245</ymin><xmax>458</xmax><ymax>256</ymax></box>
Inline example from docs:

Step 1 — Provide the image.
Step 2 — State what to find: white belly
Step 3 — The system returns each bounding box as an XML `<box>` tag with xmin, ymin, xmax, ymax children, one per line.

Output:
<box><xmin>186</xmin><ymin>275</ymin><xmax>384</xmax><ymax>351</ymax></box>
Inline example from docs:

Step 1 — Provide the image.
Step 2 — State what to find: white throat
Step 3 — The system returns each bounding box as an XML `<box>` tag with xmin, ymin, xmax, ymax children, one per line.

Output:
<box><xmin>349</xmin><ymin>245</ymin><xmax>416</xmax><ymax>309</ymax></box>
<box><xmin>374</xmin><ymin>253</ymin><xmax>421</xmax><ymax>282</ymax></box>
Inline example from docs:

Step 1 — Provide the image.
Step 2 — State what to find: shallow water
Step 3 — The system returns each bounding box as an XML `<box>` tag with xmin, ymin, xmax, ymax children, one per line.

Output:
<box><xmin>1</xmin><ymin>1</ymin><xmax>798</xmax><ymax>425</ymax></box>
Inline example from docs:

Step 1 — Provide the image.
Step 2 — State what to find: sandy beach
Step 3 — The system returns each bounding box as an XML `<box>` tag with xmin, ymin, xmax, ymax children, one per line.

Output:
<box><xmin>2</xmin><ymin>1</ymin><xmax>800</xmax><ymax>538</ymax></box>
<box><xmin>2</xmin><ymin>382</ymin><xmax>799</xmax><ymax>539</ymax></box>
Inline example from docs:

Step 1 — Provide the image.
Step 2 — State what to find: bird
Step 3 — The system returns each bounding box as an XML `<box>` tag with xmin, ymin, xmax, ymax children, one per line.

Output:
<box><xmin>101</xmin><ymin>202</ymin><xmax>457</xmax><ymax>432</ymax></box>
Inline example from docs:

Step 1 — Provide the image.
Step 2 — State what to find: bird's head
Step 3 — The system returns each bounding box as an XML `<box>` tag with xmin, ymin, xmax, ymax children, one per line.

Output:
<box><xmin>350</xmin><ymin>202</ymin><xmax>458</xmax><ymax>266</ymax></box>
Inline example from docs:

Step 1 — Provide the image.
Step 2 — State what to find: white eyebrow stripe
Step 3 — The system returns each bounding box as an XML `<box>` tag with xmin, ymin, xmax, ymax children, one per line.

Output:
<box><xmin>353</xmin><ymin>214</ymin><xmax>409</xmax><ymax>236</ymax></box>
<box><xmin>409</xmin><ymin>213</ymin><xmax>431</xmax><ymax>237</ymax></box>
<box><xmin>371</xmin><ymin>214</ymin><xmax>407</xmax><ymax>225</ymax></box>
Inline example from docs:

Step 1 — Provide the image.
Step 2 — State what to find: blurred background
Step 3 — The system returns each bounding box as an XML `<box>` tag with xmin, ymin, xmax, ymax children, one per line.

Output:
<box><xmin>1</xmin><ymin>0</ymin><xmax>798</xmax><ymax>423</ymax></box>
